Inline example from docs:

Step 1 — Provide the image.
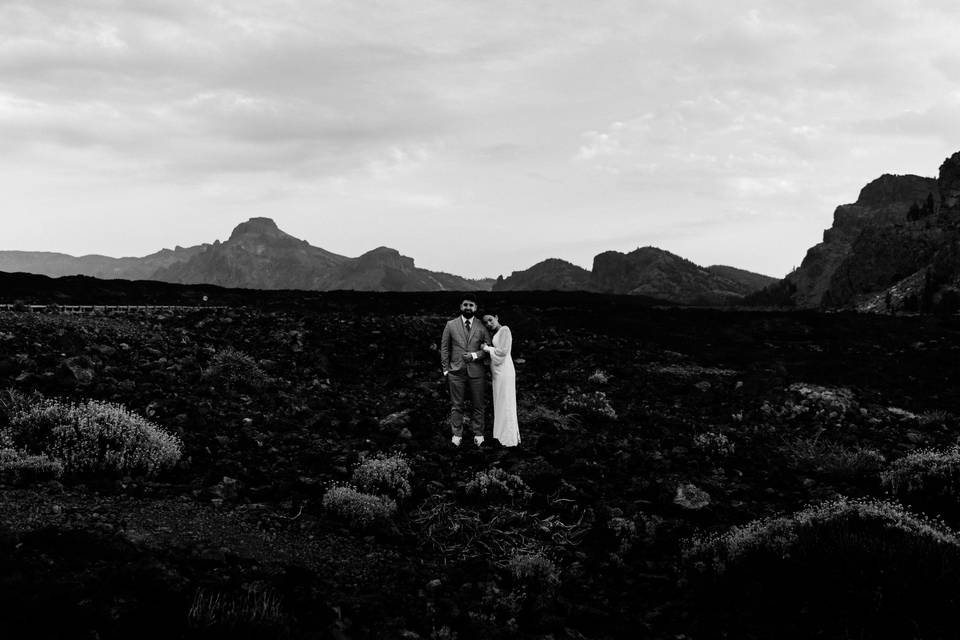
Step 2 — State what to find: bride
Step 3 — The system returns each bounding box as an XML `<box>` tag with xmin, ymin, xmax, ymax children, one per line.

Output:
<box><xmin>481</xmin><ymin>311</ymin><xmax>520</xmax><ymax>447</ymax></box>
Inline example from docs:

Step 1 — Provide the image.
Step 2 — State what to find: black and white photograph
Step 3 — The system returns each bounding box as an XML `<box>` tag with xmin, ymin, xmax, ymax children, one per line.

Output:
<box><xmin>3</xmin><ymin>1</ymin><xmax>960</xmax><ymax>638</ymax></box>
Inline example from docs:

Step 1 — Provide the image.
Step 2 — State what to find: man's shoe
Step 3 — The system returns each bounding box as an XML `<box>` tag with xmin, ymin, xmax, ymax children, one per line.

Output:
<box><xmin>451</xmin><ymin>435</ymin><xmax>462</xmax><ymax>447</ymax></box>
<box><xmin>474</xmin><ymin>435</ymin><xmax>485</xmax><ymax>446</ymax></box>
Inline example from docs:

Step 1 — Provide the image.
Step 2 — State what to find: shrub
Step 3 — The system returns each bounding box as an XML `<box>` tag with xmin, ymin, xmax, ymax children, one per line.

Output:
<box><xmin>0</xmin><ymin>448</ymin><xmax>64</xmax><ymax>484</ymax></box>
<box><xmin>683</xmin><ymin>497</ymin><xmax>960</xmax><ymax>639</ymax></box>
<box><xmin>882</xmin><ymin>445</ymin><xmax>960</xmax><ymax>495</ymax></box>
<box><xmin>351</xmin><ymin>452</ymin><xmax>412</xmax><ymax>501</ymax></box>
<box><xmin>881</xmin><ymin>445</ymin><xmax>960</xmax><ymax>522</ymax></box>
<box><xmin>587</xmin><ymin>369</ymin><xmax>609</xmax><ymax>385</ymax></box>
<box><xmin>3</xmin><ymin>396</ymin><xmax>182</xmax><ymax>477</ymax></box>
<box><xmin>203</xmin><ymin>347</ymin><xmax>270</xmax><ymax>389</ymax></box>
<box><xmin>561</xmin><ymin>390</ymin><xmax>617</xmax><ymax>420</ymax></box>
<box><xmin>508</xmin><ymin>551</ymin><xmax>560</xmax><ymax>592</ymax></box>
<box><xmin>465</xmin><ymin>467</ymin><xmax>530</xmax><ymax>503</ymax></box>
<box><xmin>322</xmin><ymin>484</ymin><xmax>397</xmax><ymax>530</ymax></box>
<box><xmin>692</xmin><ymin>432</ymin><xmax>735</xmax><ymax>457</ymax></box>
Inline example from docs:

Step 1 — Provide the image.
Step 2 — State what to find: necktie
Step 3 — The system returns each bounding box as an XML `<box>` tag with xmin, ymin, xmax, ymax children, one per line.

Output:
<box><xmin>465</xmin><ymin>319</ymin><xmax>471</xmax><ymax>334</ymax></box>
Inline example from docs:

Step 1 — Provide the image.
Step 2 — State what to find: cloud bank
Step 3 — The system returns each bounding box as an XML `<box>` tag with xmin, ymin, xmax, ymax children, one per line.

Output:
<box><xmin>3</xmin><ymin>0</ymin><xmax>960</xmax><ymax>277</ymax></box>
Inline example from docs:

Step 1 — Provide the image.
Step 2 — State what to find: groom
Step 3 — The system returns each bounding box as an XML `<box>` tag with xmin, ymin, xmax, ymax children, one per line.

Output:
<box><xmin>440</xmin><ymin>297</ymin><xmax>493</xmax><ymax>447</ymax></box>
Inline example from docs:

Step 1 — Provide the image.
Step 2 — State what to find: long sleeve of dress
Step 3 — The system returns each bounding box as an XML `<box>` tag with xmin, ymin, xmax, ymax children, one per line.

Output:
<box><xmin>491</xmin><ymin>327</ymin><xmax>512</xmax><ymax>360</ymax></box>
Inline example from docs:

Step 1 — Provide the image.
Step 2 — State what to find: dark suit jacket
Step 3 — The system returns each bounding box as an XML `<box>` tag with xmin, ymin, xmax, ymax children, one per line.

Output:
<box><xmin>440</xmin><ymin>317</ymin><xmax>492</xmax><ymax>378</ymax></box>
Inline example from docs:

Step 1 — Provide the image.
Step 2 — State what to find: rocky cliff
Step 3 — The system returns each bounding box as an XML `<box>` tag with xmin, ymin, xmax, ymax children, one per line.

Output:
<box><xmin>750</xmin><ymin>150</ymin><xmax>960</xmax><ymax>311</ymax></box>
<box><xmin>785</xmin><ymin>174</ymin><xmax>938</xmax><ymax>308</ymax></box>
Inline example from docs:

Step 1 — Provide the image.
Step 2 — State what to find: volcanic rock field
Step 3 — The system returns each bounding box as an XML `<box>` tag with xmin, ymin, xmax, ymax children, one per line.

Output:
<box><xmin>2</xmin><ymin>288</ymin><xmax>960</xmax><ymax>639</ymax></box>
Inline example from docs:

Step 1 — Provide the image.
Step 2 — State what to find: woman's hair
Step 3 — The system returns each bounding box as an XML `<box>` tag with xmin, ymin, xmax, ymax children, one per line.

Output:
<box><xmin>480</xmin><ymin>309</ymin><xmax>498</xmax><ymax>320</ymax></box>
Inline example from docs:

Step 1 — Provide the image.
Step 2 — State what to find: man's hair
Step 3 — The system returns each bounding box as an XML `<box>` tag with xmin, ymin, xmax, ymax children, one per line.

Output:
<box><xmin>460</xmin><ymin>296</ymin><xmax>479</xmax><ymax>306</ymax></box>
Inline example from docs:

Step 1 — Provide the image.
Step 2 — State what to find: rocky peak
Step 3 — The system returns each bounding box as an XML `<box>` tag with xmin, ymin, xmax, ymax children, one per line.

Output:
<box><xmin>226</xmin><ymin>217</ymin><xmax>301</xmax><ymax>254</ymax></box>
<box><xmin>228</xmin><ymin>217</ymin><xmax>288</xmax><ymax>241</ymax></box>
<box><xmin>353</xmin><ymin>247</ymin><xmax>415</xmax><ymax>272</ymax></box>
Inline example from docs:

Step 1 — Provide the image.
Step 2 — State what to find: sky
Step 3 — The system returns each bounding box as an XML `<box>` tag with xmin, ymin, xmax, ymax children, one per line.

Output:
<box><xmin>3</xmin><ymin>0</ymin><xmax>960</xmax><ymax>279</ymax></box>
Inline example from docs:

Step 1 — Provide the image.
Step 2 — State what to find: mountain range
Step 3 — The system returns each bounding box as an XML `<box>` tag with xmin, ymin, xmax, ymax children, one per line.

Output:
<box><xmin>0</xmin><ymin>217</ymin><xmax>776</xmax><ymax>304</ymax></box>
<box><xmin>492</xmin><ymin>250</ymin><xmax>777</xmax><ymax>305</ymax></box>
<box><xmin>747</xmin><ymin>149</ymin><xmax>960</xmax><ymax>312</ymax></box>
<box><xmin>0</xmin><ymin>218</ymin><xmax>492</xmax><ymax>293</ymax></box>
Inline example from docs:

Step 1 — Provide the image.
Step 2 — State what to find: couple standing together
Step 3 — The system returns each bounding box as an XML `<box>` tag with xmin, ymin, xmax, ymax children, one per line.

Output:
<box><xmin>440</xmin><ymin>297</ymin><xmax>520</xmax><ymax>448</ymax></box>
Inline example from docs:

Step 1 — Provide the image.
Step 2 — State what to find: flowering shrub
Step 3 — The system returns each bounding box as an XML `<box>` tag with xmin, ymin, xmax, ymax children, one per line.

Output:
<box><xmin>684</xmin><ymin>496</ymin><xmax>959</xmax><ymax>576</ymax></box>
<box><xmin>465</xmin><ymin>467</ymin><xmax>530</xmax><ymax>503</ymax></box>
<box><xmin>0</xmin><ymin>447</ymin><xmax>64</xmax><ymax>483</ymax></box>
<box><xmin>3</xmin><ymin>396</ymin><xmax>182</xmax><ymax>477</ymax></box>
<box><xmin>561</xmin><ymin>390</ymin><xmax>617</xmax><ymax>420</ymax></box>
<box><xmin>588</xmin><ymin>369</ymin><xmax>610</xmax><ymax>385</ymax></box>
<box><xmin>351</xmin><ymin>452</ymin><xmax>413</xmax><ymax>501</ymax></box>
<box><xmin>203</xmin><ymin>347</ymin><xmax>270</xmax><ymax>389</ymax></box>
<box><xmin>881</xmin><ymin>446</ymin><xmax>960</xmax><ymax>522</ymax></box>
<box><xmin>322</xmin><ymin>484</ymin><xmax>397</xmax><ymax>529</ymax></box>
<box><xmin>508</xmin><ymin>551</ymin><xmax>560</xmax><ymax>592</ymax></box>
<box><xmin>682</xmin><ymin>496</ymin><xmax>960</xmax><ymax>638</ymax></box>
<box><xmin>693</xmin><ymin>432</ymin><xmax>735</xmax><ymax>457</ymax></box>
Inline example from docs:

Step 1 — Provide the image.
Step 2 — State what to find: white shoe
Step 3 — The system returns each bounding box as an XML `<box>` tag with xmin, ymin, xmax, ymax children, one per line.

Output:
<box><xmin>474</xmin><ymin>435</ymin><xmax>485</xmax><ymax>446</ymax></box>
<box><xmin>451</xmin><ymin>435</ymin><xmax>462</xmax><ymax>447</ymax></box>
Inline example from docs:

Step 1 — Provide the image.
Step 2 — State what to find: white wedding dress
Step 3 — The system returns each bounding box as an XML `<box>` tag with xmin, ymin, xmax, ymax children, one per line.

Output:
<box><xmin>487</xmin><ymin>326</ymin><xmax>520</xmax><ymax>447</ymax></box>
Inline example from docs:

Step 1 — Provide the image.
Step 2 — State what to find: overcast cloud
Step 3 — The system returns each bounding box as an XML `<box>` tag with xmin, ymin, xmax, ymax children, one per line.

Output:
<box><xmin>3</xmin><ymin>0</ymin><xmax>960</xmax><ymax>278</ymax></box>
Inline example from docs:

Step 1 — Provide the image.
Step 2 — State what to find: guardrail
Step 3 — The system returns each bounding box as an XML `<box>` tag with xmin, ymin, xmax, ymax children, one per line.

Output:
<box><xmin>0</xmin><ymin>304</ymin><xmax>229</xmax><ymax>314</ymax></box>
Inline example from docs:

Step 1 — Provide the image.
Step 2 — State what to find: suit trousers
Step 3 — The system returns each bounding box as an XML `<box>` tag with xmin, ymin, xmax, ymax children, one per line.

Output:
<box><xmin>447</xmin><ymin>368</ymin><xmax>485</xmax><ymax>437</ymax></box>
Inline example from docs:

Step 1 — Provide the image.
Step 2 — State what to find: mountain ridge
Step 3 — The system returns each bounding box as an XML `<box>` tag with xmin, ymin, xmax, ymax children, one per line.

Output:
<box><xmin>3</xmin><ymin>218</ymin><xmax>773</xmax><ymax>302</ymax></box>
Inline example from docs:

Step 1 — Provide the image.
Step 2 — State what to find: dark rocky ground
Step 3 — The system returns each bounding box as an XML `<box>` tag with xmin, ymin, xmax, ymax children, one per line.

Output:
<box><xmin>2</xmin><ymin>279</ymin><xmax>960</xmax><ymax>639</ymax></box>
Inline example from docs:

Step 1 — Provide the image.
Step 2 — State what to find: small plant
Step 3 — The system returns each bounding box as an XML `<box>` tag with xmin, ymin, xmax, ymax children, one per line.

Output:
<box><xmin>919</xmin><ymin>409</ymin><xmax>952</xmax><ymax>426</ymax></box>
<box><xmin>588</xmin><ymin>369</ymin><xmax>610</xmax><ymax>385</ymax></box>
<box><xmin>608</xmin><ymin>516</ymin><xmax>639</xmax><ymax>566</ymax></box>
<box><xmin>187</xmin><ymin>586</ymin><xmax>287</xmax><ymax>633</ymax></box>
<box><xmin>0</xmin><ymin>448</ymin><xmax>64</xmax><ymax>484</ymax></box>
<box><xmin>782</xmin><ymin>436</ymin><xmax>885</xmax><ymax>479</ymax></box>
<box><xmin>517</xmin><ymin>404</ymin><xmax>582</xmax><ymax>431</ymax></box>
<box><xmin>2</xmin><ymin>395</ymin><xmax>182</xmax><ymax>477</ymax></box>
<box><xmin>11</xmin><ymin>300</ymin><xmax>29</xmax><ymax>313</ymax></box>
<box><xmin>465</xmin><ymin>467</ymin><xmax>530</xmax><ymax>503</ymax></box>
<box><xmin>693</xmin><ymin>432</ymin><xmax>735</xmax><ymax>457</ymax></box>
<box><xmin>322</xmin><ymin>484</ymin><xmax>397</xmax><ymax>530</ymax></box>
<box><xmin>351</xmin><ymin>452</ymin><xmax>413</xmax><ymax>501</ymax></box>
<box><xmin>561</xmin><ymin>390</ymin><xmax>617</xmax><ymax>420</ymax></box>
<box><xmin>203</xmin><ymin>347</ymin><xmax>270</xmax><ymax>389</ymax></box>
